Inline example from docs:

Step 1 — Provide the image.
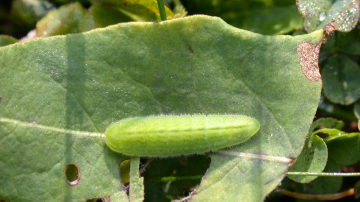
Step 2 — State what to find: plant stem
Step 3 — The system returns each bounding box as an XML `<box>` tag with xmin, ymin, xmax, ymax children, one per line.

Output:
<box><xmin>276</xmin><ymin>188</ymin><xmax>354</xmax><ymax>200</ymax></box>
<box><xmin>153</xmin><ymin>172</ymin><xmax>360</xmax><ymax>183</ymax></box>
<box><xmin>287</xmin><ymin>172</ymin><xmax>360</xmax><ymax>177</ymax></box>
<box><xmin>157</xmin><ymin>0</ymin><xmax>167</xmax><ymax>21</ymax></box>
<box><xmin>149</xmin><ymin>175</ymin><xmax>204</xmax><ymax>182</ymax></box>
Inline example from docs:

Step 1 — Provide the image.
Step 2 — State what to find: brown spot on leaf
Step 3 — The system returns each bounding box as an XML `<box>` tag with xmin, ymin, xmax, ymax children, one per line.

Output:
<box><xmin>323</xmin><ymin>20</ymin><xmax>336</xmax><ymax>37</ymax></box>
<box><xmin>297</xmin><ymin>42</ymin><xmax>321</xmax><ymax>82</ymax></box>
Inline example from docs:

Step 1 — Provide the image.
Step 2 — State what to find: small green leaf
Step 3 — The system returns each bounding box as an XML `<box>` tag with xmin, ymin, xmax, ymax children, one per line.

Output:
<box><xmin>308</xmin><ymin>117</ymin><xmax>344</xmax><ymax>134</ymax></box>
<box><xmin>172</xmin><ymin>0</ymin><xmax>187</xmax><ymax>18</ymax></box>
<box><xmin>287</xmin><ymin>134</ymin><xmax>328</xmax><ymax>183</ymax></box>
<box><xmin>296</xmin><ymin>0</ymin><xmax>334</xmax><ymax>32</ymax></box>
<box><xmin>326</xmin><ymin>132</ymin><xmax>360</xmax><ymax>165</ymax></box>
<box><xmin>316</xmin><ymin>128</ymin><xmax>345</xmax><ymax>141</ymax></box>
<box><xmin>90</xmin><ymin>0</ymin><xmax>174</xmax><ymax>21</ymax></box>
<box><xmin>331</xmin><ymin>0</ymin><xmax>360</xmax><ymax>32</ymax></box>
<box><xmin>0</xmin><ymin>35</ymin><xmax>18</xmax><ymax>47</ymax></box>
<box><xmin>89</xmin><ymin>5</ymin><xmax>133</xmax><ymax>27</ymax></box>
<box><xmin>322</xmin><ymin>54</ymin><xmax>360</xmax><ymax>105</ymax></box>
<box><xmin>297</xmin><ymin>0</ymin><xmax>360</xmax><ymax>32</ymax></box>
<box><xmin>36</xmin><ymin>2</ymin><xmax>95</xmax><ymax>37</ymax></box>
<box><xmin>120</xmin><ymin>160</ymin><xmax>131</xmax><ymax>184</ymax></box>
<box><xmin>354</xmin><ymin>100</ymin><xmax>360</xmax><ymax>119</ymax></box>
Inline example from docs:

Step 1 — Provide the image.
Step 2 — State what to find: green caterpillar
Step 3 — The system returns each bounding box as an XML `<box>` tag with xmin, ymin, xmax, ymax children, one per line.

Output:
<box><xmin>105</xmin><ymin>115</ymin><xmax>260</xmax><ymax>157</ymax></box>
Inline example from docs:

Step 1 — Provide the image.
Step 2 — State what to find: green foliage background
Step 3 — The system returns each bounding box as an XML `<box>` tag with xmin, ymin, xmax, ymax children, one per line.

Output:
<box><xmin>0</xmin><ymin>0</ymin><xmax>360</xmax><ymax>202</ymax></box>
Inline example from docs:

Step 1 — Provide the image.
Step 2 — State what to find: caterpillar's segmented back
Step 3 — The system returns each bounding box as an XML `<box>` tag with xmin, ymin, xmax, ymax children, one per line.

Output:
<box><xmin>105</xmin><ymin>114</ymin><xmax>260</xmax><ymax>157</ymax></box>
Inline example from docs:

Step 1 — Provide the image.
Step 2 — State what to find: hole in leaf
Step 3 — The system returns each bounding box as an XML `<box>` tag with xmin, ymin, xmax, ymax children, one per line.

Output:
<box><xmin>64</xmin><ymin>163</ymin><xmax>80</xmax><ymax>186</ymax></box>
<box><xmin>187</xmin><ymin>46</ymin><xmax>193</xmax><ymax>54</ymax></box>
<box><xmin>316</xmin><ymin>132</ymin><xmax>328</xmax><ymax>138</ymax></box>
<box><xmin>86</xmin><ymin>198</ymin><xmax>109</xmax><ymax>202</ymax></box>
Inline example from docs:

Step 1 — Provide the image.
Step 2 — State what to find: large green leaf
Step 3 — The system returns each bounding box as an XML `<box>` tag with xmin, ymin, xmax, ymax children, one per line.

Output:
<box><xmin>0</xmin><ymin>15</ymin><xmax>323</xmax><ymax>201</ymax></box>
